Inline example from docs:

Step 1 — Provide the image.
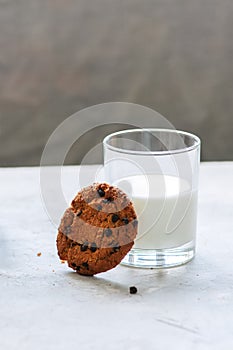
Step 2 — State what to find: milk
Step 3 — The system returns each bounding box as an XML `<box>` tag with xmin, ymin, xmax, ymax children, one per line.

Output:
<box><xmin>115</xmin><ymin>174</ymin><xmax>198</xmax><ymax>249</ymax></box>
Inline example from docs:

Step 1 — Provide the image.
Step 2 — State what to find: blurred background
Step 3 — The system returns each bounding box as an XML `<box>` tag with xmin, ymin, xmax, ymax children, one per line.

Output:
<box><xmin>0</xmin><ymin>0</ymin><xmax>233</xmax><ymax>166</ymax></box>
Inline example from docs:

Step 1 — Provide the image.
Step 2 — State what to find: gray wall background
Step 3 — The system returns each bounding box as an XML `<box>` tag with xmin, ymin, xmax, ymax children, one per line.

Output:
<box><xmin>0</xmin><ymin>0</ymin><xmax>233</xmax><ymax>166</ymax></box>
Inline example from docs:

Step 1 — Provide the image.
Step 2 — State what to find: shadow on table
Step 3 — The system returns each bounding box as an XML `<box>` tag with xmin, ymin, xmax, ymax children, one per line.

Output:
<box><xmin>65</xmin><ymin>262</ymin><xmax>193</xmax><ymax>296</ymax></box>
<box><xmin>66</xmin><ymin>271</ymin><xmax>128</xmax><ymax>294</ymax></box>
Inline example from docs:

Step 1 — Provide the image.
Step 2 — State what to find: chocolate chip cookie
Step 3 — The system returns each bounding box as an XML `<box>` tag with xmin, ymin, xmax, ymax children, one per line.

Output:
<box><xmin>56</xmin><ymin>183</ymin><xmax>138</xmax><ymax>275</ymax></box>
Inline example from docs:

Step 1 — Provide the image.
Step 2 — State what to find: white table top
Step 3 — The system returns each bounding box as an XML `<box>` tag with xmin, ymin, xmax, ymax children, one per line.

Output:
<box><xmin>1</xmin><ymin>162</ymin><xmax>233</xmax><ymax>350</ymax></box>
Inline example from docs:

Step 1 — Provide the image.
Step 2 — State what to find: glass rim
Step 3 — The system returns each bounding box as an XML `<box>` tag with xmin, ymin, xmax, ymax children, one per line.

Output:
<box><xmin>103</xmin><ymin>128</ymin><xmax>201</xmax><ymax>156</ymax></box>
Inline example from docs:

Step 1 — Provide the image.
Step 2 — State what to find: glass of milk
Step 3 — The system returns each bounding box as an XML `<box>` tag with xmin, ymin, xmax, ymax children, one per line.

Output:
<box><xmin>103</xmin><ymin>129</ymin><xmax>201</xmax><ymax>268</ymax></box>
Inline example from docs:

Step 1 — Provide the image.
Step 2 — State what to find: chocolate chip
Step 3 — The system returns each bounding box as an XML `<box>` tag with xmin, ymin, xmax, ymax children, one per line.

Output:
<box><xmin>71</xmin><ymin>262</ymin><xmax>76</xmax><ymax>268</ymax></box>
<box><xmin>76</xmin><ymin>209</ymin><xmax>82</xmax><ymax>217</ymax></box>
<box><xmin>113</xmin><ymin>245</ymin><xmax>120</xmax><ymax>252</ymax></box>
<box><xmin>112</xmin><ymin>214</ymin><xmax>119</xmax><ymax>223</ymax></box>
<box><xmin>103</xmin><ymin>197</ymin><xmax>113</xmax><ymax>203</ymax></box>
<box><xmin>82</xmin><ymin>262</ymin><xmax>89</xmax><ymax>269</ymax></box>
<box><xmin>122</xmin><ymin>218</ymin><xmax>129</xmax><ymax>225</ymax></box>
<box><xmin>76</xmin><ymin>266</ymin><xmax>81</xmax><ymax>271</ymax></box>
<box><xmin>129</xmin><ymin>286</ymin><xmax>137</xmax><ymax>294</ymax></box>
<box><xmin>64</xmin><ymin>226</ymin><xmax>71</xmax><ymax>234</ymax></box>
<box><xmin>97</xmin><ymin>188</ymin><xmax>105</xmax><ymax>197</ymax></box>
<box><xmin>103</xmin><ymin>198</ymin><xmax>113</xmax><ymax>204</ymax></box>
<box><xmin>111</xmin><ymin>247</ymin><xmax>119</xmax><ymax>254</ymax></box>
<box><xmin>81</xmin><ymin>242</ymin><xmax>88</xmax><ymax>252</ymax></box>
<box><xmin>90</xmin><ymin>242</ymin><xmax>97</xmax><ymax>253</ymax></box>
<box><xmin>105</xmin><ymin>228</ymin><xmax>112</xmax><ymax>237</ymax></box>
<box><xmin>97</xmin><ymin>204</ymin><xmax>102</xmax><ymax>211</ymax></box>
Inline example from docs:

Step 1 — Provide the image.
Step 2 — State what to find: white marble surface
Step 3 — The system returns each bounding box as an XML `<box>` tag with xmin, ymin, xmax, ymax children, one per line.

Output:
<box><xmin>1</xmin><ymin>163</ymin><xmax>233</xmax><ymax>350</ymax></box>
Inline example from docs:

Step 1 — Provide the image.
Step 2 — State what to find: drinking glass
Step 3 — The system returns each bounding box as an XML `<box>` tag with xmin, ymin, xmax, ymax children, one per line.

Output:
<box><xmin>103</xmin><ymin>128</ymin><xmax>201</xmax><ymax>268</ymax></box>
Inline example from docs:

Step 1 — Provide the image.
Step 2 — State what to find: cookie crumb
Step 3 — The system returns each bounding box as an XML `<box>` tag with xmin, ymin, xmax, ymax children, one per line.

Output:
<box><xmin>37</xmin><ymin>252</ymin><xmax>42</xmax><ymax>257</ymax></box>
<box><xmin>129</xmin><ymin>286</ymin><xmax>137</xmax><ymax>294</ymax></box>
<box><xmin>60</xmin><ymin>260</ymin><xmax>66</xmax><ymax>264</ymax></box>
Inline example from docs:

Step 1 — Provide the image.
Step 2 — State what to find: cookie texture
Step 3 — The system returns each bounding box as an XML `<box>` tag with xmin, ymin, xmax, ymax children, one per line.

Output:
<box><xmin>56</xmin><ymin>183</ymin><xmax>138</xmax><ymax>275</ymax></box>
